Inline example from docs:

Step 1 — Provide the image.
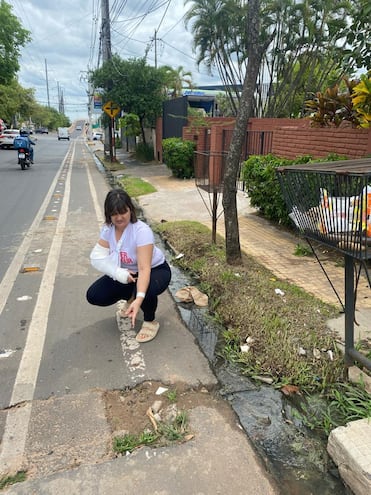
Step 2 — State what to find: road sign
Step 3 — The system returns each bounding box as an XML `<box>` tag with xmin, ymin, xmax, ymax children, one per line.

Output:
<box><xmin>103</xmin><ymin>101</ymin><xmax>120</xmax><ymax>118</ymax></box>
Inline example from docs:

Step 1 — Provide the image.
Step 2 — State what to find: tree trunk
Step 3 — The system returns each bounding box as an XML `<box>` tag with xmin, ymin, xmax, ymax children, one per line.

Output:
<box><xmin>139</xmin><ymin>117</ymin><xmax>147</xmax><ymax>145</ymax></box>
<box><xmin>222</xmin><ymin>0</ymin><xmax>262</xmax><ymax>264</ymax></box>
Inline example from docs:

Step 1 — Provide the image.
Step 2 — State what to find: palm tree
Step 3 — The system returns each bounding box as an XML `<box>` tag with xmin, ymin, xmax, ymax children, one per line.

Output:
<box><xmin>184</xmin><ymin>0</ymin><xmax>360</xmax><ymax>118</ymax></box>
<box><xmin>158</xmin><ymin>65</ymin><xmax>194</xmax><ymax>98</ymax></box>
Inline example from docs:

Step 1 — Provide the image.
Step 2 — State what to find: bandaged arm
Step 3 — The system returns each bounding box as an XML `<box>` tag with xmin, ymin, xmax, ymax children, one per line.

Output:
<box><xmin>90</xmin><ymin>243</ymin><xmax>130</xmax><ymax>283</ymax></box>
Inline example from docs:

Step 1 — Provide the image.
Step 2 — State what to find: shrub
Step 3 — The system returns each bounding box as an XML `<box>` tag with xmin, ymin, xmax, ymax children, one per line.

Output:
<box><xmin>241</xmin><ymin>153</ymin><xmax>347</xmax><ymax>226</ymax></box>
<box><xmin>162</xmin><ymin>138</ymin><xmax>196</xmax><ymax>179</ymax></box>
<box><xmin>135</xmin><ymin>142</ymin><xmax>154</xmax><ymax>162</ymax></box>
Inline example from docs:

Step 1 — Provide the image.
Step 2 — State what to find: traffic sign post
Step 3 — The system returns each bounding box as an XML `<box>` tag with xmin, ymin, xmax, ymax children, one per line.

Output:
<box><xmin>103</xmin><ymin>101</ymin><xmax>120</xmax><ymax>118</ymax></box>
<box><xmin>103</xmin><ymin>101</ymin><xmax>120</xmax><ymax>162</ymax></box>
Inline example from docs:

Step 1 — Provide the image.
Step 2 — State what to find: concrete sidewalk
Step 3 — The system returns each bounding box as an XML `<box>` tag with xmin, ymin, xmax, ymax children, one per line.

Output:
<box><xmin>5</xmin><ymin>142</ymin><xmax>369</xmax><ymax>495</ymax></box>
<box><xmin>2</xmin><ymin>142</ymin><xmax>279</xmax><ymax>495</ymax></box>
<box><xmin>110</xmin><ymin>147</ymin><xmax>371</xmax><ymax>495</ymax></box>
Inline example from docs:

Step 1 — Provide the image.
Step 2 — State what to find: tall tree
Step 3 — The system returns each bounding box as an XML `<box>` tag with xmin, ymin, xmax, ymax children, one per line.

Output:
<box><xmin>185</xmin><ymin>0</ymin><xmax>361</xmax><ymax>118</ymax></box>
<box><xmin>344</xmin><ymin>0</ymin><xmax>371</xmax><ymax>70</ymax></box>
<box><xmin>90</xmin><ymin>56</ymin><xmax>165</xmax><ymax>144</ymax></box>
<box><xmin>158</xmin><ymin>65</ymin><xmax>194</xmax><ymax>98</ymax></box>
<box><xmin>0</xmin><ymin>0</ymin><xmax>31</xmax><ymax>85</ymax></box>
<box><xmin>222</xmin><ymin>0</ymin><xmax>263</xmax><ymax>264</ymax></box>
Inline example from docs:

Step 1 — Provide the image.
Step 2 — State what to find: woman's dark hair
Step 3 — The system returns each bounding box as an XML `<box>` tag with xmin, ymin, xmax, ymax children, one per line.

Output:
<box><xmin>104</xmin><ymin>188</ymin><xmax>137</xmax><ymax>224</ymax></box>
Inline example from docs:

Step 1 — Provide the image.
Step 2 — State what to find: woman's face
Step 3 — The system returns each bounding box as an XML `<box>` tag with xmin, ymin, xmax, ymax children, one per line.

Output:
<box><xmin>111</xmin><ymin>208</ymin><xmax>131</xmax><ymax>231</ymax></box>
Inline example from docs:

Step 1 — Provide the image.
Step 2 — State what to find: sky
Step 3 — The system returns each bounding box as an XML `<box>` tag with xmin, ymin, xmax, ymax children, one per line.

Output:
<box><xmin>8</xmin><ymin>0</ymin><xmax>220</xmax><ymax>122</ymax></box>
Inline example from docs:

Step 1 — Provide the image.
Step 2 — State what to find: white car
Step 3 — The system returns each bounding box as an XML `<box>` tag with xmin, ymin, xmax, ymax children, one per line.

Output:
<box><xmin>0</xmin><ymin>129</ymin><xmax>20</xmax><ymax>149</ymax></box>
<box><xmin>92</xmin><ymin>131</ymin><xmax>103</xmax><ymax>141</ymax></box>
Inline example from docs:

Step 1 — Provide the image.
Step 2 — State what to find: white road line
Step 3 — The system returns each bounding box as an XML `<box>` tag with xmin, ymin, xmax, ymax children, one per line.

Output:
<box><xmin>0</xmin><ymin>154</ymin><xmax>70</xmax><ymax>317</ymax></box>
<box><xmin>85</xmin><ymin>147</ymin><xmax>104</xmax><ymax>225</ymax></box>
<box><xmin>0</xmin><ymin>143</ymin><xmax>75</xmax><ymax>476</ymax></box>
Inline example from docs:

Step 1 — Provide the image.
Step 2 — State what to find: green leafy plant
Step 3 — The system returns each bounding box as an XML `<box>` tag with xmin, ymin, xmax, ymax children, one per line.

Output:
<box><xmin>299</xmin><ymin>381</ymin><xmax>371</xmax><ymax>436</ymax></box>
<box><xmin>113</xmin><ymin>431</ymin><xmax>159</xmax><ymax>454</ymax></box>
<box><xmin>112</xmin><ymin>409</ymin><xmax>190</xmax><ymax>454</ymax></box>
<box><xmin>162</xmin><ymin>138</ymin><xmax>196</xmax><ymax>179</ymax></box>
<box><xmin>241</xmin><ymin>153</ymin><xmax>348</xmax><ymax>226</ymax></box>
<box><xmin>119</xmin><ymin>113</ymin><xmax>141</xmax><ymax>138</ymax></box>
<box><xmin>294</xmin><ymin>243</ymin><xmax>313</xmax><ymax>257</ymax></box>
<box><xmin>0</xmin><ymin>471</ymin><xmax>27</xmax><ymax>490</ymax></box>
<box><xmin>166</xmin><ymin>389</ymin><xmax>178</xmax><ymax>403</ymax></box>
<box><xmin>135</xmin><ymin>142</ymin><xmax>154</xmax><ymax>162</ymax></box>
<box><xmin>352</xmin><ymin>73</ymin><xmax>371</xmax><ymax>128</ymax></box>
<box><xmin>305</xmin><ymin>78</ymin><xmax>360</xmax><ymax>128</ymax></box>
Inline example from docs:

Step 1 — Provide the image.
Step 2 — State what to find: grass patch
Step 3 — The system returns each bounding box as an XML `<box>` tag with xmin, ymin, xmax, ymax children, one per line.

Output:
<box><xmin>113</xmin><ymin>410</ymin><xmax>190</xmax><ymax>454</ymax></box>
<box><xmin>155</xmin><ymin>220</ymin><xmax>371</xmax><ymax>433</ymax></box>
<box><xmin>116</xmin><ymin>175</ymin><xmax>156</xmax><ymax>198</ymax></box>
<box><xmin>294</xmin><ymin>243</ymin><xmax>313</xmax><ymax>257</ymax></box>
<box><xmin>0</xmin><ymin>472</ymin><xmax>27</xmax><ymax>490</ymax></box>
<box><xmin>156</xmin><ymin>220</ymin><xmax>371</xmax><ymax>433</ymax></box>
<box><xmin>297</xmin><ymin>380</ymin><xmax>371</xmax><ymax>436</ymax></box>
<box><xmin>156</xmin><ymin>220</ymin><xmax>344</xmax><ymax>394</ymax></box>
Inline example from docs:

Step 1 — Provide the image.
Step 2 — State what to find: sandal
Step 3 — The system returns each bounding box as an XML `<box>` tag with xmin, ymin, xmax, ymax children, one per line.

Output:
<box><xmin>135</xmin><ymin>321</ymin><xmax>160</xmax><ymax>343</ymax></box>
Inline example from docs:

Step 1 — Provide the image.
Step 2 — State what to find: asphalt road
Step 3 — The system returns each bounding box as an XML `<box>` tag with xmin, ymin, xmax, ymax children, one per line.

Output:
<box><xmin>0</xmin><ymin>133</ymin><xmax>280</xmax><ymax>495</ymax></box>
<box><xmin>0</xmin><ymin>134</ymin><xmax>131</xmax><ymax>458</ymax></box>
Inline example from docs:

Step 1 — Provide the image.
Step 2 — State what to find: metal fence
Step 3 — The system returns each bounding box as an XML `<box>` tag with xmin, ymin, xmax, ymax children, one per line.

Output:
<box><xmin>276</xmin><ymin>158</ymin><xmax>371</xmax><ymax>372</ymax></box>
<box><xmin>195</xmin><ymin>130</ymin><xmax>273</xmax><ymax>191</ymax></box>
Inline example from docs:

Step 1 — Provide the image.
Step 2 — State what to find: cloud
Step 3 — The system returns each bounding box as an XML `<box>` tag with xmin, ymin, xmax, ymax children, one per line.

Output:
<box><xmin>9</xmin><ymin>0</ymin><xmax>218</xmax><ymax>120</ymax></box>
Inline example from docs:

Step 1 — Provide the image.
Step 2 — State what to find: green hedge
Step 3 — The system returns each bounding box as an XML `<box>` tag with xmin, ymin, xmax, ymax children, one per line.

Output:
<box><xmin>241</xmin><ymin>153</ymin><xmax>347</xmax><ymax>226</ymax></box>
<box><xmin>162</xmin><ymin>138</ymin><xmax>196</xmax><ymax>179</ymax></box>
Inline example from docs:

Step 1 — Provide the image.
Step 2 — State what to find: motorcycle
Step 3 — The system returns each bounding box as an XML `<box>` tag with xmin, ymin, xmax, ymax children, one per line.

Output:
<box><xmin>18</xmin><ymin>147</ymin><xmax>31</xmax><ymax>170</ymax></box>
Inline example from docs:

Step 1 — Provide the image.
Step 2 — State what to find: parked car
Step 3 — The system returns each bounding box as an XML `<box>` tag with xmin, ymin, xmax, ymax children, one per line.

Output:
<box><xmin>35</xmin><ymin>127</ymin><xmax>48</xmax><ymax>134</ymax></box>
<box><xmin>0</xmin><ymin>129</ymin><xmax>20</xmax><ymax>149</ymax></box>
<box><xmin>76</xmin><ymin>125</ymin><xmax>82</xmax><ymax>131</ymax></box>
<box><xmin>92</xmin><ymin>131</ymin><xmax>103</xmax><ymax>140</ymax></box>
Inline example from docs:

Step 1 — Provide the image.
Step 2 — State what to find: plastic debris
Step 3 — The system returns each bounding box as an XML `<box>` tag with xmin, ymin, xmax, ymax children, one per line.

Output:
<box><xmin>275</xmin><ymin>288</ymin><xmax>285</xmax><ymax>296</ymax></box>
<box><xmin>155</xmin><ymin>386</ymin><xmax>168</xmax><ymax>395</ymax></box>
<box><xmin>0</xmin><ymin>349</ymin><xmax>16</xmax><ymax>358</ymax></box>
<box><xmin>313</xmin><ymin>348</ymin><xmax>321</xmax><ymax>359</ymax></box>
<box><xmin>327</xmin><ymin>349</ymin><xmax>334</xmax><ymax>361</ymax></box>
<box><xmin>298</xmin><ymin>347</ymin><xmax>306</xmax><ymax>356</ymax></box>
<box><xmin>240</xmin><ymin>344</ymin><xmax>250</xmax><ymax>353</ymax></box>
<box><xmin>151</xmin><ymin>400</ymin><xmax>162</xmax><ymax>413</ymax></box>
<box><xmin>17</xmin><ymin>295</ymin><xmax>32</xmax><ymax>301</ymax></box>
<box><xmin>253</xmin><ymin>375</ymin><xmax>274</xmax><ymax>385</ymax></box>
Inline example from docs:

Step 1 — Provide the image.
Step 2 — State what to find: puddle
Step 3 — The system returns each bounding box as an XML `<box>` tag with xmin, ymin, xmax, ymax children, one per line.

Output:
<box><xmin>97</xmin><ymin>158</ymin><xmax>351</xmax><ymax>495</ymax></box>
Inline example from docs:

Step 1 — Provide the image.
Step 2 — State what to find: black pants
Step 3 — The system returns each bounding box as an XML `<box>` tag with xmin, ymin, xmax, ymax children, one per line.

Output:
<box><xmin>86</xmin><ymin>261</ymin><xmax>171</xmax><ymax>321</ymax></box>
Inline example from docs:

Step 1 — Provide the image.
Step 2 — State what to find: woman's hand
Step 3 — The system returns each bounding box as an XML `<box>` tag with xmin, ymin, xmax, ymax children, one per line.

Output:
<box><xmin>125</xmin><ymin>298</ymin><xmax>142</xmax><ymax>328</ymax></box>
<box><xmin>127</xmin><ymin>271</ymin><xmax>137</xmax><ymax>283</ymax></box>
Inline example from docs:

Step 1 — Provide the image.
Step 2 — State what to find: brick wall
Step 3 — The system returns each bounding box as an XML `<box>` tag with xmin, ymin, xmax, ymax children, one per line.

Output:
<box><xmin>157</xmin><ymin>116</ymin><xmax>371</xmax><ymax>162</ymax></box>
<box><xmin>272</xmin><ymin>127</ymin><xmax>371</xmax><ymax>159</ymax></box>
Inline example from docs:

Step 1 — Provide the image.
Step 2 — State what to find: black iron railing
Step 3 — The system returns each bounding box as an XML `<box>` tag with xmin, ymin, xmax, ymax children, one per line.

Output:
<box><xmin>276</xmin><ymin>158</ymin><xmax>371</xmax><ymax>371</ymax></box>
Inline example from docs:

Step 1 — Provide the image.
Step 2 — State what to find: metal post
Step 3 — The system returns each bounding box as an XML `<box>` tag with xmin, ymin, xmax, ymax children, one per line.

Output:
<box><xmin>212</xmin><ymin>191</ymin><xmax>218</xmax><ymax>244</ymax></box>
<box><xmin>111</xmin><ymin>117</ymin><xmax>116</xmax><ymax>162</ymax></box>
<box><xmin>344</xmin><ymin>254</ymin><xmax>354</xmax><ymax>367</ymax></box>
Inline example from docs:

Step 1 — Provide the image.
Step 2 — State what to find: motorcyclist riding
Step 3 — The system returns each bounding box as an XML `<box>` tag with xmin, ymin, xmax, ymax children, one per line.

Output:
<box><xmin>19</xmin><ymin>129</ymin><xmax>35</xmax><ymax>163</ymax></box>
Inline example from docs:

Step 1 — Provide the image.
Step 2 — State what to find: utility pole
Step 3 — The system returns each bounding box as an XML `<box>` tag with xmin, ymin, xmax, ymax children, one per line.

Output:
<box><xmin>101</xmin><ymin>0</ymin><xmax>111</xmax><ymax>62</ymax></box>
<box><xmin>57</xmin><ymin>82</ymin><xmax>61</xmax><ymax>113</ymax></box>
<box><xmin>101</xmin><ymin>0</ymin><xmax>114</xmax><ymax>160</ymax></box>
<box><xmin>45</xmin><ymin>58</ymin><xmax>50</xmax><ymax>107</ymax></box>
<box><xmin>154</xmin><ymin>30</ymin><xmax>157</xmax><ymax>69</ymax></box>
